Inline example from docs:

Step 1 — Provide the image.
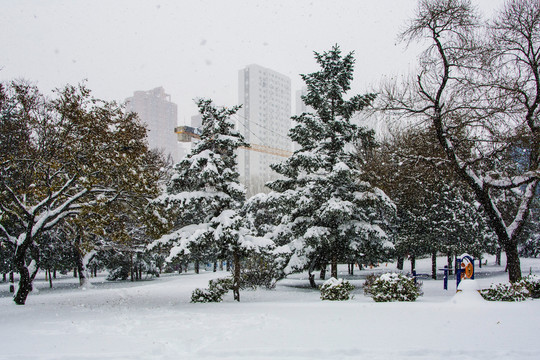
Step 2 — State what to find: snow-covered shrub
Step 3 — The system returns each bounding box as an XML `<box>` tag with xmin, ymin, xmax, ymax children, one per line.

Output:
<box><xmin>363</xmin><ymin>273</ymin><xmax>378</xmax><ymax>292</ymax></box>
<box><xmin>364</xmin><ymin>273</ymin><xmax>422</xmax><ymax>302</ymax></box>
<box><xmin>240</xmin><ymin>254</ymin><xmax>279</xmax><ymax>290</ymax></box>
<box><xmin>320</xmin><ymin>277</ymin><xmax>355</xmax><ymax>301</ymax></box>
<box><xmin>191</xmin><ymin>277</ymin><xmax>233</xmax><ymax>303</ymax></box>
<box><xmin>106</xmin><ymin>266</ymin><xmax>130</xmax><ymax>281</ymax></box>
<box><xmin>479</xmin><ymin>282</ymin><xmax>529</xmax><ymax>301</ymax></box>
<box><xmin>518</xmin><ymin>274</ymin><xmax>540</xmax><ymax>298</ymax></box>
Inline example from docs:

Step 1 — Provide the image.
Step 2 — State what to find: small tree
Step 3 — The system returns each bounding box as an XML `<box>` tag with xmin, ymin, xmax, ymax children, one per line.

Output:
<box><xmin>151</xmin><ymin>99</ymin><xmax>272</xmax><ymax>301</ymax></box>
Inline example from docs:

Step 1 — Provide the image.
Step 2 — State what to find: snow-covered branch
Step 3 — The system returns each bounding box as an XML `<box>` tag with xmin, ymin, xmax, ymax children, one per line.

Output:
<box><xmin>0</xmin><ymin>223</ymin><xmax>17</xmax><ymax>245</ymax></box>
<box><xmin>30</xmin><ymin>174</ymin><xmax>79</xmax><ymax>215</ymax></box>
<box><xmin>507</xmin><ymin>179</ymin><xmax>540</xmax><ymax>240</ymax></box>
<box><xmin>483</xmin><ymin>171</ymin><xmax>539</xmax><ymax>189</ymax></box>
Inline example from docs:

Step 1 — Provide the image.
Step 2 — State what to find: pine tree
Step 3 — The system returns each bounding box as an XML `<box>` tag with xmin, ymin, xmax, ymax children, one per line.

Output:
<box><xmin>266</xmin><ymin>46</ymin><xmax>395</xmax><ymax>284</ymax></box>
<box><xmin>151</xmin><ymin>99</ymin><xmax>270</xmax><ymax>301</ymax></box>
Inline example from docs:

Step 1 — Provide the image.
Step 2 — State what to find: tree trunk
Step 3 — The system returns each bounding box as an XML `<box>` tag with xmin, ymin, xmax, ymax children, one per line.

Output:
<box><xmin>48</xmin><ymin>269</ymin><xmax>53</xmax><ymax>288</ymax></box>
<box><xmin>73</xmin><ymin>239</ymin><xmax>88</xmax><ymax>287</ymax></box>
<box><xmin>397</xmin><ymin>256</ymin><xmax>404</xmax><ymax>270</ymax></box>
<box><xmin>28</xmin><ymin>244</ymin><xmax>40</xmax><ymax>284</ymax></box>
<box><xmin>53</xmin><ymin>269</ymin><xmax>57</xmax><ymax>279</ymax></box>
<box><xmin>13</xmin><ymin>245</ymin><xmax>32</xmax><ymax>305</ymax></box>
<box><xmin>447</xmin><ymin>253</ymin><xmax>453</xmax><ymax>275</ymax></box>
<box><xmin>349</xmin><ymin>263</ymin><xmax>354</xmax><ymax>276</ymax></box>
<box><xmin>195</xmin><ymin>260</ymin><xmax>200</xmax><ymax>274</ymax></box>
<box><xmin>232</xmin><ymin>252</ymin><xmax>241</xmax><ymax>302</ymax></box>
<box><xmin>130</xmin><ymin>254</ymin><xmax>134</xmax><ymax>282</ymax></box>
<box><xmin>2</xmin><ymin>273</ymin><xmax>5</xmax><ymax>282</ymax></box>
<box><xmin>319</xmin><ymin>262</ymin><xmax>327</xmax><ymax>280</ymax></box>
<box><xmin>505</xmin><ymin>243</ymin><xmax>522</xmax><ymax>283</ymax></box>
<box><xmin>431</xmin><ymin>252</ymin><xmax>437</xmax><ymax>280</ymax></box>
<box><xmin>496</xmin><ymin>247</ymin><xmax>502</xmax><ymax>266</ymax></box>
<box><xmin>331</xmin><ymin>257</ymin><xmax>338</xmax><ymax>279</ymax></box>
<box><xmin>213</xmin><ymin>261</ymin><xmax>217</xmax><ymax>272</ymax></box>
<box><xmin>308</xmin><ymin>259</ymin><xmax>317</xmax><ymax>289</ymax></box>
<box><xmin>410</xmin><ymin>254</ymin><xmax>416</xmax><ymax>274</ymax></box>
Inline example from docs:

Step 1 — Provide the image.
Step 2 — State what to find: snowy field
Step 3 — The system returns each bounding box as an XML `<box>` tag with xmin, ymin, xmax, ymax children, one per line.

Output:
<box><xmin>1</xmin><ymin>256</ymin><xmax>539</xmax><ymax>360</ymax></box>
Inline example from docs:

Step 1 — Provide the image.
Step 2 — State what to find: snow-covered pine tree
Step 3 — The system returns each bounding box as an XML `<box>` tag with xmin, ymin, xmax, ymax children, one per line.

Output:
<box><xmin>150</xmin><ymin>99</ymin><xmax>271</xmax><ymax>301</ymax></box>
<box><xmin>267</xmin><ymin>46</ymin><xmax>395</xmax><ymax>284</ymax></box>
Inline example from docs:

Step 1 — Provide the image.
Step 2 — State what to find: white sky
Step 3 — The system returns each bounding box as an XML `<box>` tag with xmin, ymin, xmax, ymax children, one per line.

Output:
<box><xmin>0</xmin><ymin>0</ymin><xmax>505</xmax><ymax>125</ymax></box>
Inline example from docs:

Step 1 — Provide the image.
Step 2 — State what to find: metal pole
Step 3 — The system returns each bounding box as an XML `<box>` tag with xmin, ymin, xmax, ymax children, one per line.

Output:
<box><xmin>456</xmin><ymin>257</ymin><xmax>462</xmax><ymax>289</ymax></box>
<box><xmin>443</xmin><ymin>266</ymin><xmax>448</xmax><ymax>290</ymax></box>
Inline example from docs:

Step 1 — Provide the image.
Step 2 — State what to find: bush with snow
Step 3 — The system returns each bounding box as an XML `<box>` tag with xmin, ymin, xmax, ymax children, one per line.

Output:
<box><xmin>479</xmin><ymin>282</ymin><xmax>529</xmax><ymax>302</ymax></box>
<box><xmin>320</xmin><ymin>277</ymin><xmax>355</xmax><ymax>301</ymax></box>
<box><xmin>191</xmin><ymin>277</ymin><xmax>233</xmax><ymax>303</ymax></box>
<box><xmin>240</xmin><ymin>254</ymin><xmax>279</xmax><ymax>290</ymax></box>
<box><xmin>518</xmin><ymin>274</ymin><xmax>540</xmax><ymax>298</ymax></box>
<box><xmin>364</xmin><ymin>272</ymin><xmax>422</xmax><ymax>302</ymax></box>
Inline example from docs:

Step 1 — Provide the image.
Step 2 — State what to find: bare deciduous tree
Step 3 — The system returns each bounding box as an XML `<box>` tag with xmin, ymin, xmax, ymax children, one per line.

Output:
<box><xmin>379</xmin><ymin>0</ymin><xmax>539</xmax><ymax>282</ymax></box>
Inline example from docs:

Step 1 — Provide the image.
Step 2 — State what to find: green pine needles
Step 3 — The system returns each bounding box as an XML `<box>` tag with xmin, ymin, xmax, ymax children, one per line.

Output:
<box><xmin>265</xmin><ymin>45</ymin><xmax>395</xmax><ymax>279</ymax></box>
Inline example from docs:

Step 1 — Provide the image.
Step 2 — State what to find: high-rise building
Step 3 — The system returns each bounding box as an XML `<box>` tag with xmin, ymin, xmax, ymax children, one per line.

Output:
<box><xmin>238</xmin><ymin>64</ymin><xmax>292</xmax><ymax>196</ymax></box>
<box><xmin>125</xmin><ymin>87</ymin><xmax>179</xmax><ymax>162</ymax></box>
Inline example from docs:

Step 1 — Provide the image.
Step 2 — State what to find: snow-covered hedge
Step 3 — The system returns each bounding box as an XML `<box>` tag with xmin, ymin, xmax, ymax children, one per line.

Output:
<box><xmin>320</xmin><ymin>277</ymin><xmax>355</xmax><ymax>301</ymax></box>
<box><xmin>479</xmin><ymin>282</ymin><xmax>529</xmax><ymax>302</ymax></box>
<box><xmin>191</xmin><ymin>277</ymin><xmax>233</xmax><ymax>303</ymax></box>
<box><xmin>364</xmin><ymin>273</ymin><xmax>422</xmax><ymax>302</ymax></box>
<box><xmin>518</xmin><ymin>274</ymin><xmax>540</xmax><ymax>299</ymax></box>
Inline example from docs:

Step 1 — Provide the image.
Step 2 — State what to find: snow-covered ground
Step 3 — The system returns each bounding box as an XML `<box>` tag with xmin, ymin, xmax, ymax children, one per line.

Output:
<box><xmin>1</xmin><ymin>256</ymin><xmax>539</xmax><ymax>360</ymax></box>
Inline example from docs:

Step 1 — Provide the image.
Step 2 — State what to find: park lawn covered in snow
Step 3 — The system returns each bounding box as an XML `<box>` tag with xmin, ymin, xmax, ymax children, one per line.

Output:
<box><xmin>1</xmin><ymin>256</ymin><xmax>539</xmax><ymax>360</ymax></box>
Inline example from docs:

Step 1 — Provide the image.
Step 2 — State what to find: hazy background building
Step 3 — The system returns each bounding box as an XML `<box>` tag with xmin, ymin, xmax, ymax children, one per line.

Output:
<box><xmin>237</xmin><ymin>64</ymin><xmax>292</xmax><ymax>196</ymax></box>
<box><xmin>125</xmin><ymin>87</ymin><xmax>180</xmax><ymax>162</ymax></box>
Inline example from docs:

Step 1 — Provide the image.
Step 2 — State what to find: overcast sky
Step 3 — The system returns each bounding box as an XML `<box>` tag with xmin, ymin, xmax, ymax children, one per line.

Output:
<box><xmin>1</xmin><ymin>0</ymin><xmax>505</xmax><ymax>125</ymax></box>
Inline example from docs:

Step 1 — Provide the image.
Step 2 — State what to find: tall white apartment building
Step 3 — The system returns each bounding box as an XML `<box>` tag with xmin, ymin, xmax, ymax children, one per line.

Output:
<box><xmin>125</xmin><ymin>87</ymin><xmax>179</xmax><ymax>162</ymax></box>
<box><xmin>238</xmin><ymin>64</ymin><xmax>292</xmax><ymax>196</ymax></box>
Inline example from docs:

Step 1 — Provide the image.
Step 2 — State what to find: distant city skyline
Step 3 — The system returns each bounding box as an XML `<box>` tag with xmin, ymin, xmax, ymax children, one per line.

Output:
<box><xmin>1</xmin><ymin>0</ymin><xmax>506</xmax><ymax>128</ymax></box>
